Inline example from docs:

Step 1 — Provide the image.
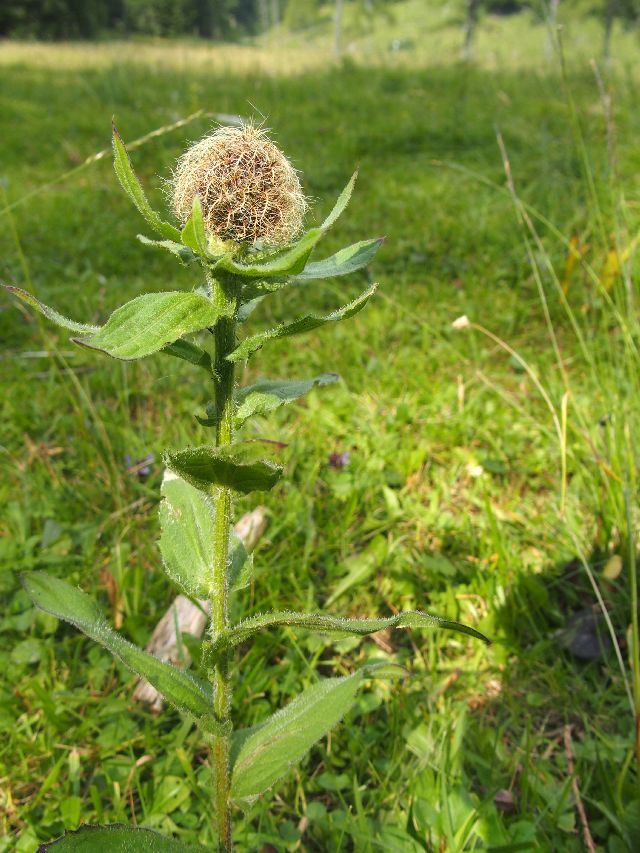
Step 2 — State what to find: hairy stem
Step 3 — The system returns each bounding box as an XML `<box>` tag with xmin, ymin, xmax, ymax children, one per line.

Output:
<box><xmin>209</xmin><ymin>275</ymin><xmax>237</xmax><ymax>852</ymax></box>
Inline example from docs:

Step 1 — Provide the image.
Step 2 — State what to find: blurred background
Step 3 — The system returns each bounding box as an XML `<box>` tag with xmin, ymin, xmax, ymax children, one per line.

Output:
<box><xmin>2</xmin><ymin>2</ymin><xmax>640</xmax><ymax>852</ymax></box>
<box><xmin>0</xmin><ymin>0</ymin><xmax>638</xmax><ymax>60</ymax></box>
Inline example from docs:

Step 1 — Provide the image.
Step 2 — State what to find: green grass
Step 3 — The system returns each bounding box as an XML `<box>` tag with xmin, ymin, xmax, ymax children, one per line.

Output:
<box><xmin>2</xmin><ymin>7</ymin><xmax>640</xmax><ymax>851</ymax></box>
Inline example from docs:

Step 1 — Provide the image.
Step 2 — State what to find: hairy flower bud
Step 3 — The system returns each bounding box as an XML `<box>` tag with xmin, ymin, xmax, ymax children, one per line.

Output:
<box><xmin>171</xmin><ymin>125</ymin><xmax>307</xmax><ymax>247</ymax></box>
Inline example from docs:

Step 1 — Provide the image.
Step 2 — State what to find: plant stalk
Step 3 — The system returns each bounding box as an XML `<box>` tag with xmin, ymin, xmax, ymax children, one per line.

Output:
<box><xmin>624</xmin><ymin>490</ymin><xmax>640</xmax><ymax>777</ymax></box>
<box><xmin>209</xmin><ymin>275</ymin><xmax>237</xmax><ymax>852</ymax></box>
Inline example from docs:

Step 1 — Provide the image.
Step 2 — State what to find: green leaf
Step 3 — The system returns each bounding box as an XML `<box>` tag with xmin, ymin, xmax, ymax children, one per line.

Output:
<box><xmin>295</xmin><ymin>237</ymin><xmax>384</xmax><ymax>280</ymax></box>
<box><xmin>163</xmin><ymin>338</ymin><xmax>211</xmax><ymax>371</ymax></box>
<box><xmin>158</xmin><ymin>473</ymin><xmax>252</xmax><ymax>597</ymax></box>
<box><xmin>112</xmin><ymin>124</ymin><xmax>180</xmax><ymax>242</ymax></box>
<box><xmin>230</xmin><ymin>664</ymin><xmax>397</xmax><ymax>803</ymax></box>
<box><xmin>72</xmin><ymin>292</ymin><xmax>220</xmax><ymax>361</ymax></box>
<box><xmin>194</xmin><ymin>402</ymin><xmax>217</xmax><ymax>428</ymax></box>
<box><xmin>237</xmin><ymin>294</ymin><xmax>266</xmax><ymax>323</ymax></box>
<box><xmin>208</xmin><ymin>609</ymin><xmax>490</xmax><ymax>661</ymax></box>
<box><xmin>165</xmin><ymin>444</ymin><xmax>282</xmax><ymax>495</ymax></box>
<box><xmin>37</xmin><ymin>823</ymin><xmax>207</xmax><ymax>851</ymax></box>
<box><xmin>228</xmin><ymin>531</ymin><xmax>254</xmax><ymax>592</ymax></box>
<box><xmin>235</xmin><ymin>373</ymin><xmax>339</xmax><ymax>424</ymax></box>
<box><xmin>216</xmin><ymin>173</ymin><xmax>358</xmax><ymax>279</ymax></box>
<box><xmin>180</xmin><ymin>195</ymin><xmax>209</xmax><ymax>257</ymax></box>
<box><xmin>137</xmin><ymin>235</ymin><xmax>197</xmax><ymax>265</ymax></box>
<box><xmin>2</xmin><ymin>284</ymin><xmax>98</xmax><ymax>333</ymax></box>
<box><xmin>21</xmin><ymin>572</ymin><xmax>227</xmax><ymax>734</ymax></box>
<box><xmin>319</xmin><ymin>171</ymin><xmax>358</xmax><ymax>230</ymax></box>
<box><xmin>228</xmin><ymin>284</ymin><xmax>376</xmax><ymax>363</ymax></box>
<box><xmin>216</xmin><ymin>227</ymin><xmax>322</xmax><ymax>279</ymax></box>
<box><xmin>159</xmin><ymin>473</ymin><xmax>213</xmax><ymax>598</ymax></box>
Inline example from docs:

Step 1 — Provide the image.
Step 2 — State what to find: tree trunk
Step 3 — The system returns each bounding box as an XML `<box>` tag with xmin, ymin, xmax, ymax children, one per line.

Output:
<box><xmin>335</xmin><ymin>0</ymin><xmax>344</xmax><ymax>58</ymax></box>
<box><xmin>195</xmin><ymin>0</ymin><xmax>213</xmax><ymax>39</ymax></box>
<box><xmin>270</xmin><ymin>0</ymin><xmax>280</xmax><ymax>30</ymax></box>
<box><xmin>462</xmin><ymin>0</ymin><xmax>480</xmax><ymax>60</ymax></box>
<box><xmin>545</xmin><ymin>0</ymin><xmax>560</xmax><ymax>60</ymax></box>
<box><xmin>603</xmin><ymin>0</ymin><xmax>617</xmax><ymax>61</ymax></box>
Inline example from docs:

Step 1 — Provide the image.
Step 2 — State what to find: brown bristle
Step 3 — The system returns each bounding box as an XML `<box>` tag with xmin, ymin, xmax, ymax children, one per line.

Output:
<box><xmin>171</xmin><ymin>125</ymin><xmax>307</xmax><ymax>247</ymax></box>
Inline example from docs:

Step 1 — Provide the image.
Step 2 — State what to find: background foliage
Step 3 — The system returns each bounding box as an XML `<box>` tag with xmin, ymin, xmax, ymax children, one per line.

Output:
<box><xmin>2</xmin><ymin>0</ymin><xmax>637</xmax><ymax>41</ymax></box>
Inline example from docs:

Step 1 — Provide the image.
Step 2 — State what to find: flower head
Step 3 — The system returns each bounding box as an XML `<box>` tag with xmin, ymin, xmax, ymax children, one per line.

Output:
<box><xmin>452</xmin><ymin>315</ymin><xmax>471</xmax><ymax>330</ymax></box>
<box><xmin>171</xmin><ymin>124</ymin><xmax>306</xmax><ymax>247</ymax></box>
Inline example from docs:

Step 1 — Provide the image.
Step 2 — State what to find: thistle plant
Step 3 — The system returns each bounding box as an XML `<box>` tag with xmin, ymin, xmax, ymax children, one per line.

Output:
<box><xmin>6</xmin><ymin>123</ymin><xmax>489</xmax><ymax>851</ymax></box>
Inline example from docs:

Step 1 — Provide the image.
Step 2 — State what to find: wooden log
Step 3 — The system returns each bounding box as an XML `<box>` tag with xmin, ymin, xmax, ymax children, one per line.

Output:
<box><xmin>132</xmin><ymin>506</ymin><xmax>268</xmax><ymax>712</ymax></box>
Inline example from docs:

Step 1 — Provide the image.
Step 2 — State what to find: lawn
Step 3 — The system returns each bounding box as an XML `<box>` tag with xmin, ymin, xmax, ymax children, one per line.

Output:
<box><xmin>1</xmin><ymin>6</ymin><xmax>640</xmax><ymax>851</ymax></box>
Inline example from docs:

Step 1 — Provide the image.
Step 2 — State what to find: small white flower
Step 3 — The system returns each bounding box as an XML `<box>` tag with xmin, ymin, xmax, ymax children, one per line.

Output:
<box><xmin>452</xmin><ymin>315</ymin><xmax>471</xmax><ymax>330</ymax></box>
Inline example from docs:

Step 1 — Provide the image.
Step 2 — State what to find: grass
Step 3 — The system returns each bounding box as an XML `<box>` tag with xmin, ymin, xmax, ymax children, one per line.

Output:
<box><xmin>1</xmin><ymin>4</ymin><xmax>640</xmax><ymax>850</ymax></box>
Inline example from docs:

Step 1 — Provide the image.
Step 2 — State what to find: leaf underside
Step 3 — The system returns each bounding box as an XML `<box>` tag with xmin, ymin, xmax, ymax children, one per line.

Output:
<box><xmin>21</xmin><ymin>572</ymin><xmax>227</xmax><ymax>735</ymax></box>
<box><xmin>234</xmin><ymin>373</ymin><xmax>339</xmax><ymax>423</ymax></box>
<box><xmin>163</xmin><ymin>338</ymin><xmax>211</xmax><ymax>371</ymax></box>
<box><xmin>295</xmin><ymin>237</ymin><xmax>384</xmax><ymax>281</ymax></box>
<box><xmin>37</xmin><ymin>823</ymin><xmax>207</xmax><ymax>851</ymax></box>
<box><xmin>165</xmin><ymin>444</ymin><xmax>282</xmax><ymax>495</ymax></box>
<box><xmin>209</xmin><ymin>609</ymin><xmax>490</xmax><ymax>661</ymax></box>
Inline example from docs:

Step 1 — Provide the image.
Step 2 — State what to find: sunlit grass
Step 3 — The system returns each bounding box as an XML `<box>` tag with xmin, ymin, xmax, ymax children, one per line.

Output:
<box><xmin>1</xmin><ymin>6</ymin><xmax>640</xmax><ymax>851</ymax></box>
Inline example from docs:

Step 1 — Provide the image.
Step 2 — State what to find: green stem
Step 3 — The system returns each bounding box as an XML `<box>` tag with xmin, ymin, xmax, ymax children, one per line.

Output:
<box><xmin>625</xmin><ymin>490</ymin><xmax>640</xmax><ymax>778</ymax></box>
<box><xmin>209</xmin><ymin>275</ymin><xmax>237</xmax><ymax>852</ymax></box>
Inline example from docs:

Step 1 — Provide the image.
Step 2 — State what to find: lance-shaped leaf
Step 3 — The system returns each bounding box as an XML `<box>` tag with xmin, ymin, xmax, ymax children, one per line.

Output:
<box><xmin>320</xmin><ymin>171</ymin><xmax>358</xmax><ymax>229</ymax></box>
<box><xmin>230</xmin><ymin>664</ymin><xmax>402</xmax><ymax>803</ymax></box>
<box><xmin>3</xmin><ymin>286</ymin><xmax>211</xmax><ymax>369</ymax></box>
<box><xmin>180</xmin><ymin>195</ymin><xmax>209</xmax><ymax>257</ymax></box>
<box><xmin>159</xmin><ymin>472</ymin><xmax>253</xmax><ymax>597</ymax></box>
<box><xmin>71</xmin><ymin>292</ymin><xmax>221</xmax><ymax>361</ymax></box>
<box><xmin>228</xmin><ymin>284</ymin><xmax>376</xmax><ymax>363</ymax></box>
<box><xmin>21</xmin><ymin>572</ymin><xmax>227</xmax><ymax>735</ymax></box>
<box><xmin>37</xmin><ymin>824</ymin><xmax>208</xmax><ymax>851</ymax></box>
<box><xmin>216</xmin><ymin>173</ymin><xmax>358</xmax><ymax>279</ymax></box>
<box><xmin>137</xmin><ymin>235</ymin><xmax>197</xmax><ymax>266</ymax></box>
<box><xmin>2</xmin><ymin>284</ymin><xmax>99</xmax><ymax>334</ymax></box>
<box><xmin>235</xmin><ymin>373</ymin><xmax>339</xmax><ymax>424</ymax></box>
<box><xmin>112</xmin><ymin>124</ymin><xmax>181</xmax><ymax>242</ymax></box>
<box><xmin>208</xmin><ymin>609</ymin><xmax>490</xmax><ymax>661</ymax></box>
<box><xmin>295</xmin><ymin>237</ymin><xmax>384</xmax><ymax>281</ymax></box>
<box><xmin>165</xmin><ymin>444</ymin><xmax>282</xmax><ymax>495</ymax></box>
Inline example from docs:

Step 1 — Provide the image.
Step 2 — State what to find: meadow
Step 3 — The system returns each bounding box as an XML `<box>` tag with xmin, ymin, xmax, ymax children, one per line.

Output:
<box><xmin>1</xmin><ymin>5</ymin><xmax>640</xmax><ymax>850</ymax></box>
